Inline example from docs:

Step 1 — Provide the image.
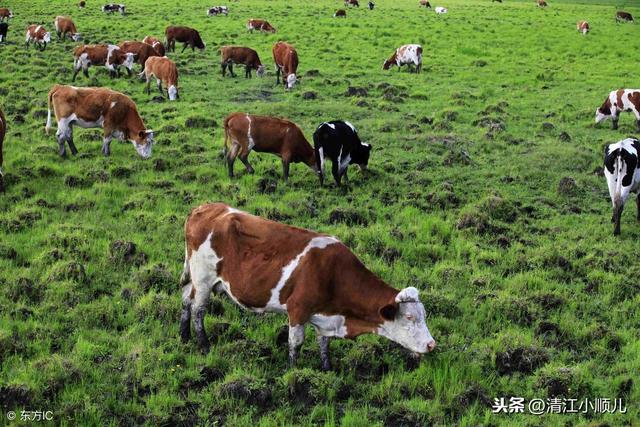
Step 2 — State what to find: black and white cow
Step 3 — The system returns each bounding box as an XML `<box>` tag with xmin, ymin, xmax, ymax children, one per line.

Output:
<box><xmin>604</xmin><ymin>138</ymin><xmax>640</xmax><ymax>235</ymax></box>
<box><xmin>207</xmin><ymin>6</ymin><xmax>228</xmax><ymax>16</ymax></box>
<box><xmin>368</xmin><ymin>1</ymin><xmax>375</xmax><ymax>9</ymax></box>
<box><xmin>0</xmin><ymin>22</ymin><xmax>7</xmax><ymax>43</ymax></box>
<box><xmin>102</xmin><ymin>4</ymin><xmax>126</xmax><ymax>14</ymax></box>
<box><xmin>313</xmin><ymin>120</ymin><xmax>371</xmax><ymax>186</ymax></box>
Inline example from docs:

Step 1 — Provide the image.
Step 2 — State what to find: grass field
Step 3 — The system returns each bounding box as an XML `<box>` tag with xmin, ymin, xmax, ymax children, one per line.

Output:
<box><xmin>0</xmin><ymin>0</ymin><xmax>639</xmax><ymax>425</ymax></box>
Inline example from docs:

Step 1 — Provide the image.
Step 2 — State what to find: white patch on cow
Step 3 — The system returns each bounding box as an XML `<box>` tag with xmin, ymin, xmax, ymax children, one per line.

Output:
<box><xmin>43</xmin><ymin>32</ymin><xmax>51</xmax><ymax>43</ymax></box>
<box><xmin>110</xmin><ymin>102</ymin><xmax>117</xmax><ymax>109</ymax></box>
<box><xmin>123</xmin><ymin>53</ymin><xmax>135</xmax><ymax>71</ymax></box>
<box><xmin>106</xmin><ymin>45</ymin><xmax>119</xmax><ymax>71</ymax></box>
<box><xmin>344</xmin><ymin>121</ymin><xmax>357</xmax><ymax>133</ymax></box>
<box><xmin>339</xmin><ymin>153</ymin><xmax>351</xmax><ymax>174</ymax></box>
<box><xmin>435</xmin><ymin>6</ymin><xmax>447</xmax><ymax>14</ymax></box>
<box><xmin>57</xmin><ymin>113</ymin><xmax>104</xmax><ymax>140</ymax></box>
<box><xmin>286</xmin><ymin>73</ymin><xmax>297</xmax><ymax>89</ymax></box>
<box><xmin>318</xmin><ymin>146</ymin><xmax>325</xmax><ymax>172</ymax></box>
<box><xmin>362</xmin><ymin>142</ymin><xmax>370</xmax><ymax>148</ymax></box>
<box><xmin>310</xmin><ymin>314</ymin><xmax>348</xmax><ymax>337</ymax></box>
<box><xmin>260</xmin><ymin>236</ymin><xmax>339</xmax><ymax>313</ymax></box>
<box><xmin>324</xmin><ymin>122</ymin><xmax>335</xmax><ymax>130</ymax></box>
<box><xmin>168</xmin><ymin>85</ymin><xmax>178</xmax><ymax>101</ymax></box>
<box><xmin>225</xmin><ymin>207</ymin><xmax>244</xmax><ymax>216</ymax></box>
<box><xmin>246</xmin><ymin>114</ymin><xmax>255</xmax><ymax>151</ymax></box>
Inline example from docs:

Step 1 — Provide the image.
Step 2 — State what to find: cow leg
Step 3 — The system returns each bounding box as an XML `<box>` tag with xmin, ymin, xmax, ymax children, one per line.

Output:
<box><xmin>614</xmin><ymin>204</ymin><xmax>624</xmax><ymax>235</ymax></box>
<box><xmin>56</xmin><ymin>31</ymin><xmax>61</xmax><ymax>40</ymax></box>
<box><xmin>227</xmin><ymin>143</ymin><xmax>240</xmax><ymax>178</ymax></box>
<box><xmin>157</xmin><ymin>79</ymin><xmax>163</xmax><ymax>96</ymax></box>
<box><xmin>191</xmin><ymin>283</ymin><xmax>212</xmax><ymax>353</ymax></box>
<box><xmin>228</xmin><ymin>63</ymin><xmax>236</xmax><ymax>77</ymax></box>
<box><xmin>221</xmin><ymin>62</ymin><xmax>227</xmax><ymax>77</ymax></box>
<box><xmin>612</xmin><ymin>116</ymin><xmax>619</xmax><ymax>130</ymax></box>
<box><xmin>636</xmin><ymin>119</ymin><xmax>640</xmax><ymax>133</ymax></box>
<box><xmin>180</xmin><ymin>284</ymin><xmax>192</xmax><ymax>343</ymax></box>
<box><xmin>101</xmin><ymin>136</ymin><xmax>112</xmax><ymax>156</ymax></box>
<box><xmin>245</xmin><ymin>66</ymin><xmax>251</xmax><ymax>78</ymax></box>
<box><xmin>67</xmin><ymin>136</ymin><xmax>78</xmax><ymax>156</ymax></box>
<box><xmin>181</xmin><ymin>43</ymin><xmax>187</xmax><ymax>53</ymax></box>
<box><xmin>239</xmin><ymin>155</ymin><xmax>254</xmax><ymax>174</ymax></box>
<box><xmin>275</xmin><ymin>66</ymin><xmax>281</xmax><ymax>85</ymax></box>
<box><xmin>331</xmin><ymin>161</ymin><xmax>342</xmax><ymax>186</ymax></box>
<box><xmin>343</xmin><ymin>168</ymin><xmax>349</xmax><ymax>183</ymax></box>
<box><xmin>317</xmin><ymin>336</ymin><xmax>331</xmax><ymax>371</ymax></box>
<box><xmin>58</xmin><ymin>137</ymin><xmax>67</xmax><ymax>157</ymax></box>
<box><xmin>636</xmin><ymin>193</ymin><xmax>640</xmax><ymax>221</ymax></box>
<box><xmin>282</xmin><ymin>160</ymin><xmax>290</xmax><ymax>181</ymax></box>
<box><xmin>288</xmin><ymin>324</ymin><xmax>305</xmax><ymax>367</ymax></box>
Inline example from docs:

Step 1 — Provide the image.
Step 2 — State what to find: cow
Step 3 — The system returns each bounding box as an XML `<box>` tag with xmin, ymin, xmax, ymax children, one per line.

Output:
<box><xmin>220</xmin><ymin>46</ymin><xmax>265</xmax><ymax>79</ymax></box>
<box><xmin>142</xmin><ymin>35</ymin><xmax>165</xmax><ymax>56</ymax></box>
<box><xmin>165</xmin><ymin>26</ymin><xmax>205</xmax><ymax>52</ymax></box>
<box><xmin>493</xmin><ymin>0</ymin><xmax>503</xmax><ymax>3</ymax></box>
<box><xmin>0</xmin><ymin>23</ymin><xmax>7</xmax><ymax>43</ymax></box>
<box><xmin>595</xmin><ymin>89</ymin><xmax>640</xmax><ymax>132</ymax></box>
<box><xmin>313</xmin><ymin>121</ymin><xmax>371</xmax><ymax>186</ymax></box>
<box><xmin>102</xmin><ymin>4</ymin><xmax>125</xmax><ymax>15</ymax></box>
<box><xmin>616</xmin><ymin>11</ymin><xmax>633</xmax><ymax>23</ymax></box>
<box><xmin>577</xmin><ymin>20</ymin><xmax>589</xmax><ymax>35</ymax></box>
<box><xmin>435</xmin><ymin>6</ymin><xmax>448</xmax><ymax>13</ymax></box>
<box><xmin>45</xmin><ymin>85</ymin><xmax>154</xmax><ymax>159</ymax></box>
<box><xmin>273</xmin><ymin>41</ymin><xmax>299</xmax><ymax>90</ymax></box>
<box><xmin>140</xmin><ymin>56</ymin><xmax>179</xmax><ymax>101</ymax></box>
<box><xmin>537</xmin><ymin>0</ymin><xmax>547</xmax><ymax>7</ymax></box>
<box><xmin>334</xmin><ymin>9</ymin><xmax>347</xmax><ymax>17</ymax></box>
<box><xmin>368</xmin><ymin>1</ymin><xmax>375</xmax><ymax>9</ymax></box>
<box><xmin>79</xmin><ymin>1</ymin><xmax>86</xmax><ymax>9</ymax></box>
<box><xmin>223</xmin><ymin>113</ymin><xmax>317</xmax><ymax>180</ymax></box>
<box><xmin>420</xmin><ymin>0</ymin><xmax>432</xmax><ymax>7</ymax></box>
<box><xmin>118</xmin><ymin>40</ymin><xmax>159</xmax><ymax>72</ymax></box>
<box><xmin>72</xmin><ymin>44</ymin><xmax>135</xmax><ymax>80</ymax></box>
<box><xmin>179</xmin><ymin>203</ymin><xmax>437</xmax><ymax>368</ymax></box>
<box><xmin>54</xmin><ymin>16</ymin><xmax>81</xmax><ymax>42</ymax></box>
<box><xmin>25</xmin><ymin>25</ymin><xmax>51</xmax><ymax>50</ymax></box>
<box><xmin>604</xmin><ymin>138</ymin><xmax>640</xmax><ymax>235</ymax></box>
<box><xmin>383</xmin><ymin>44</ymin><xmax>423</xmax><ymax>73</ymax></box>
<box><xmin>0</xmin><ymin>8</ymin><xmax>13</xmax><ymax>21</ymax></box>
<box><xmin>0</xmin><ymin>107</ymin><xmax>5</xmax><ymax>193</ymax></box>
<box><xmin>345</xmin><ymin>0</ymin><xmax>360</xmax><ymax>6</ymax></box>
<box><xmin>207</xmin><ymin>6</ymin><xmax>228</xmax><ymax>16</ymax></box>
<box><xmin>247</xmin><ymin>19</ymin><xmax>276</xmax><ymax>33</ymax></box>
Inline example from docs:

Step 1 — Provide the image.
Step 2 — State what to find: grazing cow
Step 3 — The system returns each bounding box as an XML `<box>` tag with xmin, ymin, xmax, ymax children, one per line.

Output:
<box><xmin>72</xmin><ymin>44</ymin><xmax>135</xmax><ymax>80</ymax></box>
<box><xmin>616</xmin><ymin>11</ymin><xmax>633</xmax><ymax>23</ymax></box>
<box><xmin>118</xmin><ymin>41</ymin><xmax>159</xmax><ymax>72</ymax></box>
<box><xmin>207</xmin><ymin>6</ymin><xmax>228</xmax><ymax>16</ymax></box>
<box><xmin>577</xmin><ymin>20</ymin><xmax>589</xmax><ymax>35</ymax></box>
<box><xmin>223</xmin><ymin>113</ymin><xmax>317</xmax><ymax>180</ymax></box>
<box><xmin>102</xmin><ymin>4</ymin><xmax>125</xmax><ymax>15</ymax></box>
<box><xmin>165</xmin><ymin>26</ymin><xmax>205</xmax><ymax>52</ymax></box>
<box><xmin>420</xmin><ymin>0</ymin><xmax>432</xmax><ymax>7</ymax></box>
<box><xmin>0</xmin><ymin>23</ymin><xmax>7</xmax><ymax>43</ymax></box>
<box><xmin>493</xmin><ymin>0</ymin><xmax>503</xmax><ymax>3</ymax></box>
<box><xmin>368</xmin><ymin>1</ymin><xmax>375</xmax><ymax>9</ymax></box>
<box><xmin>313</xmin><ymin>121</ymin><xmax>371</xmax><ymax>186</ymax></box>
<box><xmin>141</xmin><ymin>56</ymin><xmax>179</xmax><ymax>100</ymax></box>
<box><xmin>383</xmin><ymin>44</ymin><xmax>423</xmax><ymax>73</ymax></box>
<box><xmin>79</xmin><ymin>1</ymin><xmax>86</xmax><ymax>9</ymax></box>
<box><xmin>0</xmin><ymin>8</ymin><xmax>13</xmax><ymax>21</ymax></box>
<box><xmin>45</xmin><ymin>85</ymin><xmax>154</xmax><ymax>158</ymax></box>
<box><xmin>142</xmin><ymin>35</ymin><xmax>165</xmax><ymax>56</ymax></box>
<box><xmin>0</xmin><ymin>107</ymin><xmax>5</xmax><ymax>192</ymax></box>
<box><xmin>334</xmin><ymin>9</ymin><xmax>347</xmax><ymax>17</ymax></box>
<box><xmin>273</xmin><ymin>41</ymin><xmax>299</xmax><ymax>90</ymax></box>
<box><xmin>537</xmin><ymin>0</ymin><xmax>547</xmax><ymax>7</ymax></box>
<box><xmin>54</xmin><ymin>16</ymin><xmax>81</xmax><ymax>42</ymax></box>
<box><xmin>435</xmin><ymin>6</ymin><xmax>448</xmax><ymax>13</ymax></box>
<box><xmin>220</xmin><ymin>46</ymin><xmax>265</xmax><ymax>78</ymax></box>
<box><xmin>25</xmin><ymin>25</ymin><xmax>51</xmax><ymax>50</ymax></box>
<box><xmin>595</xmin><ymin>89</ymin><xmax>640</xmax><ymax>132</ymax></box>
<box><xmin>604</xmin><ymin>138</ymin><xmax>640</xmax><ymax>235</ymax></box>
<box><xmin>179</xmin><ymin>203</ymin><xmax>437</xmax><ymax>367</ymax></box>
<box><xmin>345</xmin><ymin>0</ymin><xmax>360</xmax><ymax>6</ymax></box>
<box><xmin>247</xmin><ymin>19</ymin><xmax>276</xmax><ymax>33</ymax></box>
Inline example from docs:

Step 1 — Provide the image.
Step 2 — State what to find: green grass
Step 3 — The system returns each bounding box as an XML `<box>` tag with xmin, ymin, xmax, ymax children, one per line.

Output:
<box><xmin>0</xmin><ymin>0</ymin><xmax>639</xmax><ymax>425</ymax></box>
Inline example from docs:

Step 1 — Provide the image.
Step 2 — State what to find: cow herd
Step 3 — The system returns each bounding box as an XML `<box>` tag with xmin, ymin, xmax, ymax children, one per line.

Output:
<box><xmin>0</xmin><ymin>1</ymin><xmax>638</xmax><ymax>367</ymax></box>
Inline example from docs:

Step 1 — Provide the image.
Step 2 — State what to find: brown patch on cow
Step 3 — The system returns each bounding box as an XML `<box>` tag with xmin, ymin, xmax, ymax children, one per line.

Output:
<box><xmin>616</xmin><ymin>89</ymin><xmax>625</xmax><ymax>110</ymax></box>
<box><xmin>599</xmin><ymin>96</ymin><xmax>612</xmax><ymax>116</ymax></box>
<box><xmin>628</xmin><ymin>91</ymin><xmax>640</xmax><ymax>113</ymax></box>
<box><xmin>165</xmin><ymin>26</ymin><xmax>205</xmax><ymax>52</ymax></box>
<box><xmin>0</xmin><ymin>8</ymin><xmax>11</xmax><ymax>19</ymax></box>
<box><xmin>54</xmin><ymin>16</ymin><xmax>78</xmax><ymax>40</ymax></box>
<box><xmin>272</xmin><ymin>42</ymin><xmax>299</xmax><ymax>86</ymax></box>
<box><xmin>247</xmin><ymin>19</ymin><xmax>276</xmax><ymax>33</ymax></box>
<box><xmin>220</xmin><ymin>46</ymin><xmax>263</xmax><ymax>77</ymax></box>
<box><xmin>142</xmin><ymin>36</ymin><xmax>165</xmax><ymax>56</ymax></box>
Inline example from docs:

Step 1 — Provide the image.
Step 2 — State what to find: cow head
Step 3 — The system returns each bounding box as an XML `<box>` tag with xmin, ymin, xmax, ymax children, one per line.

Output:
<box><xmin>43</xmin><ymin>32</ymin><xmax>51</xmax><ymax>43</ymax></box>
<box><xmin>123</xmin><ymin>52</ymin><xmax>136</xmax><ymax>71</ymax></box>
<box><xmin>256</xmin><ymin>65</ymin><xmax>265</xmax><ymax>78</ymax></box>
<box><xmin>356</xmin><ymin>142</ymin><xmax>371</xmax><ymax>170</ymax></box>
<box><xmin>595</xmin><ymin>99</ymin><xmax>612</xmax><ymax>124</ymax></box>
<box><xmin>382</xmin><ymin>60</ymin><xmax>393</xmax><ymax>70</ymax></box>
<box><xmin>71</xmin><ymin>32</ymin><xmax>82</xmax><ymax>42</ymax></box>
<box><xmin>168</xmin><ymin>85</ymin><xmax>178</xmax><ymax>101</ymax></box>
<box><xmin>377</xmin><ymin>287</ymin><xmax>436</xmax><ymax>354</ymax></box>
<box><xmin>285</xmin><ymin>73</ymin><xmax>297</xmax><ymax>89</ymax></box>
<box><xmin>133</xmin><ymin>130</ymin><xmax>154</xmax><ymax>158</ymax></box>
<box><xmin>195</xmin><ymin>35</ymin><xmax>206</xmax><ymax>50</ymax></box>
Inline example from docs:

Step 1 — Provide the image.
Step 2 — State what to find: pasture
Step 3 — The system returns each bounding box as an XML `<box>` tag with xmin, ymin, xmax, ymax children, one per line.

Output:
<box><xmin>0</xmin><ymin>0</ymin><xmax>639</xmax><ymax>425</ymax></box>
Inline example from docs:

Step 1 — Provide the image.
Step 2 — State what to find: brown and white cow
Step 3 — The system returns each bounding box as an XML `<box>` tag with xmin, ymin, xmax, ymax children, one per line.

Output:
<box><xmin>45</xmin><ymin>85</ymin><xmax>154</xmax><ymax>158</ymax></box>
<box><xmin>0</xmin><ymin>107</ymin><xmax>5</xmax><ymax>192</ymax></box>
<box><xmin>165</xmin><ymin>26</ymin><xmax>205</xmax><ymax>53</ymax></box>
<box><xmin>383</xmin><ymin>44</ymin><xmax>423</xmax><ymax>73</ymax></box>
<box><xmin>79</xmin><ymin>1</ymin><xmax>86</xmax><ymax>9</ymax></box>
<box><xmin>577</xmin><ymin>20</ymin><xmax>589</xmax><ymax>35</ymax></box>
<box><xmin>54</xmin><ymin>16</ymin><xmax>81</xmax><ymax>42</ymax></box>
<box><xmin>72</xmin><ymin>44</ymin><xmax>135</xmax><ymax>80</ymax></box>
<box><xmin>140</xmin><ymin>56</ymin><xmax>179</xmax><ymax>100</ymax></box>
<box><xmin>142</xmin><ymin>35</ymin><xmax>165</xmax><ymax>56</ymax></box>
<box><xmin>345</xmin><ymin>0</ymin><xmax>360</xmax><ymax>6</ymax></box>
<box><xmin>223</xmin><ymin>113</ymin><xmax>317</xmax><ymax>180</ymax></box>
<box><xmin>616</xmin><ymin>11</ymin><xmax>633</xmax><ymax>23</ymax></box>
<box><xmin>419</xmin><ymin>0</ymin><xmax>432</xmax><ymax>7</ymax></box>
<box><xmin>273</xmin><ymin>41</ymin><xmax>299</xmax><ymax>90</ymax></box>
<box><xmin>247</xmin><ymin>19</ymin><xmax>276</xmax><ymax>33</ymax></box>
<box><xmin>180</xmin><ymin>203</ymin><xmax>437</xmax><ymax>368</ymax></box>
<box><xmin>537</xmin><ymin>0</ymin><xmax>547</xmax><ymax>7</ymax></box>
<box><xmin>25</xmin><ymin>25</ymin><xmax>51</xmax><ymax>50</ymax></box>
<box><xmin>596</xmin><ymin>89</ymin><xmax>640</xmax><ymax>132</ymax></box>
<box><xmin>118</xmin><ymin>40</ymin><xmax>159</xmax><ymax>72</ymax></box>
<box><xmin>220</xmin><ymin>46</ymin><xmax>265</xmax><ymax>78</ymax></box>
<box><xmin>0</xmin><ymin>8</ymin><xmax>13</xmax><ymax>21</ymax></box>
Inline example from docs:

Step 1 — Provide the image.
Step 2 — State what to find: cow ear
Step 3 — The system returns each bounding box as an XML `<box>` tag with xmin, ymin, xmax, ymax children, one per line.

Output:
<box><xmin>379</xmin><ymin>303</ymin><xmax>397</xmax><ymax>321</ymax></box>
<box><xmin>138</xmin><ymin>130</ymin><xmax>146</xmax><ymax>139</ymax></box>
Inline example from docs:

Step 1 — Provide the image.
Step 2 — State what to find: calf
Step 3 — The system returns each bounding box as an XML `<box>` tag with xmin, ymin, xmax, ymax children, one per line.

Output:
<box><xmin>54</xmin><ymin>16</ymin><xmax>81</xmax><ymax>42</ymax></box>
<box><xmin>420</xmin><ymin>0</ymin><xmax>432</xmax><ymax>7</ymax></box>
<box><xmin>0</xmin><ymin>23</ymin><xmax>7</xmax><ymax>43</ymax></box>
<box><xmin>334</xmin><ymin>9</ymin><xmax>347</xmax><ymax>17</ymax></box>
<box><xmin>207</xmin><ymin>6</ymin><xmax>228</xmax><ymax>16</ymax></box>
<box><xmin>383</xmin><ymin>44</ymin><xmax>423</xmax><ymax>73</ymax></box>
<box><xmin>368</xmin><ymin>1</ymin><xmax>375</xmax><ymax>10</ymax></box>
<box><xmin>537</xmin><ymin>0</ymin><xmax>547</xmax><ymax>7</ymax></box>
<box><xmin>46</xmin><ymin>85</ymin><xmax>154</xmax><ymax>158</ymax></box>
<box><xmin>577</xmin><ymin>20</ymin><xmax>589</xmax><ymax>35</ymax></box>
<box><xmin>72</xmin><ymin>44</ymin><xmax>135</xmax><ymax>80</ymax></box>
<box><xmin>25</xmin><ymin>25</ymin><xmax>51</xmax><ymax>50</ymax></box>
<box><xmin>180</xmin><ymin>203</ymin><xmax>437</xmax><ymax>368</ymax></box>
<box><xmin>595</xmin><ymin>89</ymin><xmax>640</xmax><ymax>132</ymax></box>
<box><xmin>165</xmin><ymin>26</ymin><xmax>205</xmax><ymax>52</ymax></box>
<box><xmin>616</xmin><ymin>11</ymin><xmax>633</xmax><ymax>23</ymax></box>
<box><xmin>435</xmin><ymin>6</ymin><xmax>448</xmax><ymax>13</ymax></box>
<box><xmin>345</xmin><ymin>0</ymin><xmax>360</xmax><ymax>6</ymax></box>
<box><xmin>0</xmin><ymin>8</ymin><xmax>13</xmax><ymax>21</ymax></box>
<box><xmin>604</xmin><ymin>138</ymin><xmax>640</xmax><ymax>235</ymax></box>
<box><xmin>273</xmin><ymin>41</ymin><xmax>299</xmax><ymax>89</ymax></box>
<box><xmin>313</xmin><ymin>121</ymin><xmax>371</xmax><ymax>186</ymax></box>
<box><xmin>142</xmin><ymin>35</ymin><xmax>165</xmax><ymax>56</ymax></box>
<box><xmin>223</xmin><ymin>113</ymin><xmax>317</xmax><ymax>180</ymax></box>
<box><xmin>220</xmin><ymin>46</ymin><xmax>265</xmax><ymax>78</ymax></box>
<box><xmin>118</xmin><ymin>40</ymin><xmax>159</xmax><ymax>72</ymax></box>
<box><xmin>79</xmin><ymin>1</ymin><xmax>86</xmax><ymax>9</ymax></box>
<box><xmin>0</xmin><ymin>107</ymin><xmax>5</xmax><ymax>192</ymax></box>
<box><xmin>247</xmin><ymin>19</ymin><xmax>276</xmax><ymax>33</ymax></box>
<box><xmin>102</xmin><ymin>4</ymin><xmax>125</xmax><ymax>15</ymax></box>
<box><xmin>140</xmin><ymin>56</ymin><xmax>179</xmax><ymax>100</ymax></box>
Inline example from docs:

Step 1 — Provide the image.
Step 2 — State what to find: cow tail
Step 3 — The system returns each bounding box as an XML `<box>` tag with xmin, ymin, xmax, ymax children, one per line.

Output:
<box><xmin>222</xmin><ymin>116</ymin><xmax>231</xmax><ymax>158</ymax></box>
<box><xmin>614</xmin><ymin>157</ymin><xmax>623</xmax><ymax>208</ymax></box>
<box><xmin>45</xmin><ymin>88</ymin><xmax>54</xmax><ymax>135</ymax></box>
<box><xmin>312</xmin><ymin>130</ymin><xmax>324</xmax><ymax>173</ymax></box>
<box><xmin>179</xmin><ymin>244</ymin><xmax>191</xmax><ymax>287</ymax></box>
